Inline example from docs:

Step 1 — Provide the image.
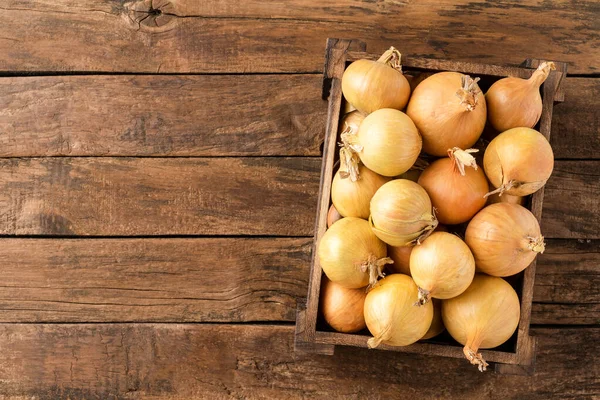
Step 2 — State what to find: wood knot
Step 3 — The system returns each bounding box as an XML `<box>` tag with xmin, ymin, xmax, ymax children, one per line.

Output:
<box><xmin>124</xmin><ymin>0</ymin><xmax>177</xmax><ymax>31</ymax></box>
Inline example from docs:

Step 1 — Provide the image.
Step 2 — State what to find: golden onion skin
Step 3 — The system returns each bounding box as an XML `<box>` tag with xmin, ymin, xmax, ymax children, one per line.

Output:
<box><xmin>331</xmin><ymin>165</ymin><xmax>389</xmax><ymax>219</ymax></box>
<box><xmin>320</xmin><ymin>277</ymin><xmax>367</xmax><ymax>333</ymax></box>
<box><xmin>342</xmin><ymin>59</ymin><xmax>410</xmax><ymax>114</ymax></box>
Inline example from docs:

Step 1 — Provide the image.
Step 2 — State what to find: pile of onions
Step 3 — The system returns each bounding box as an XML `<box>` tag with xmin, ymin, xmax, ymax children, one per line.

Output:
<box><xmin>465</xmin><ymin>203</ymin><xmax>545</xmax><ymax>277</ymax></box>
<box><xmin>327</xmin><ymin>204</ymin><xmax>342</xmax><ymax>228</ymax></box>
<box><xmin>331</xmin><ymin>165</ymin><xmax>389</xmax><ymax>219</ymax></box>
<box><xmin>342</xmin><ymin>108</ymin><xmax>421</xmax><ymax>177</ymax></box>
<box><xmin>318</xmin><ymin>217</ymin><xmax>392</xmax><ymax>288</ymax></box>
<box><xmin>442</xmin><ymin>274</ymin><xmax>520</xmax><ymax>371</ymax></box>
<box><xmin>341</xmin><ymin>47</ymin><xmax>411</xmax><ymax>114</ymax></box>
<box><xmin>486</xmin><ymin>62</ymin><xmax>555</xmax><ymax>131</ymax></box>
<box><xmin>407</xmin><ymin>72</ymin><xmax>487</xmax><ymax>156</ymax></box>
<box><xmin>320</xmin><ymin>277</ymin><xmax>366</xmax><ymax>333</ymax></box>
<box><xmin>422</xmin><ymin>299</ymin><xmax>444</xmax><ymax>340</ymax></box>
<box><xmin>370</xmin><ymin>179</ymin><xmax>438</xmax><ymax>246</ymax></box>
<box><xmin>484</xmin><ymin>127</ymin><xmax>554</xmax><ymax>197</ymax></box>
<box><xmin>410</xmin><ymin>232</ymin><xmax>475</xmax><ymax>305</ymax></box>
<box><xmin>418</xmin><ymin>147</ymin><xmax>488</xmax><ymax>224</ymax></box>
<box><xmin>364</xmin><ymin>274</ymin><xmax>433</xmax><ymax>348</ymax></box>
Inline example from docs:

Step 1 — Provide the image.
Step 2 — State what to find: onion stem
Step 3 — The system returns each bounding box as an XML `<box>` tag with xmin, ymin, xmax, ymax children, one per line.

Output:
<box><xmin>455</xmin><ymin>75</ymin><xmax>481</xmax><ymax>111</ymax></box>
<box><xmin>484</xmin><ymin>179</ymin><xmax>518</xmax><ymax>198</ymax></box>
<box><xmin>463</xmin><ymin>346</ymin><xmax>489</xmax><ymax>372</ymax></box>
<box><xmin>339</xmin><ymin>124</ymin><xmax>363</xmax><ymax>182</ymax></box>
<box><xmin>377</xmin><ymin>47</ymin><xmax>402</xmax><ymax>72</ymax></box>
<box><xmin>529</xmin><ymin>61</ymin><xmax>556</xmax><ymax>87</ymax></box>
<box><xmin>448</xmin><ymin>147</ymin><xmax>479</xmax><ymax>176</ymax></box>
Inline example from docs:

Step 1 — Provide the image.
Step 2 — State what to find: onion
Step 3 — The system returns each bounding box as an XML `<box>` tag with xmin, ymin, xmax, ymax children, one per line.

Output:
<box><xmin>465</xmin><ymin>203</ymin><xmax>545</xmax><ymax>277</ymax></box>
<box><xmin>421</xmin><ymin>299</ymin><xmax>444</xmax><ymax>340</ymax></box>
<box><xmin>410</xmin><ymin>232</ymin><xmax>475</xmax><ymax>305</ymax></box>
<box><xmin>387</xmin><ymin>225</ymin><xmax>447</xmax><ymax>276</ymax></box>
<box><xmin>407</xmin><ymin>72</ymin><xmax>486</xmax><ymax>156</ymax></box>
<box><xmin>442</xmin><ymin>274</ymin><xmax>520</xmax><ymax>371</ymax></box>
<box><xmin>418</xmin><ymin>148</ymin><xmax>488</xmax><ymax>224</ymax></box>
<box><xmin>486</xmin><ymin>62</ymin><xmax>556</xmax><ymax>132</ymax></box>
<box><xmin>485</xmin><ymin>182</ymin><xmax>525</xmax><ymax>206</ymax></box>
<box><xmin>341</xmin><ymin>108</ymin><xmax>421</xmax><ymax>177</ymax></box>
<box><xmin>331</xmin><ymin>165</ymin><xmax>389</xmax><ymax>219</ymax></box>
<box><xmin>327</xmin><ymin>204</ymin><xmax>342</xmax><ymax>228</ymax></box>
<box><xmin>364</xmin><ymin>274</ymin><xmax>433</xmax><ymax>348</ymax></box>
<box><xmin>318</xmin><ymin>217</ymin><xmax>392</xmax><ymax>289</ymax></box>
<box><xmin>341</xmin><ymin>47</ymin><xmax>411</xmax><ymax>114</ymax></box>
<box><xmin>370</xmin><ymin>179</ymin><xmax>438</xmax><ymax>246</ymax></box>
<box><xmin>483</xmin><ymin>127</ymin><xmax>554</xmax><ymax>197</ymax></box>
<box><xmin>320</xmin><ymin>277</ymin><xmax>366</xmax><ymax>333</ymax></box>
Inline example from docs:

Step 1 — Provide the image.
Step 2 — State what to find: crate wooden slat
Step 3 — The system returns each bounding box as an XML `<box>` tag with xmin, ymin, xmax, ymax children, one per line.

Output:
<box><xmin>296</xmin><ymin>38</ymin><xmax>567</xmax><ymax>371</ymax></box>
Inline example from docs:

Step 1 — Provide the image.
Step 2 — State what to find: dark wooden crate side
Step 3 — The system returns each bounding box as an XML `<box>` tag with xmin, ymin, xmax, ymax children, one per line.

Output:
<box><xmin>296</xmin><ymin>39</ymin><xmax>567</xmax><ymax>370</ymax></box>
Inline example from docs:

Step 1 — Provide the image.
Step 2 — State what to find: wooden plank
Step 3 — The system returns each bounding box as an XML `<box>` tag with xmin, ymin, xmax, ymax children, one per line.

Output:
<box><xmin>0</xmin><ymin>238</ymin><xmax>311</xmax><ymax>323</ymax></box>
<box><xmin>0</xmin><ymin>157</ymin><xmax>320</xmax><ymax>236</ymax></box>
<box><xmin>0</xmin><ymin>238</ymin><xmax>592</xmax><ymax>325</ymax></box>
<box><xmin>0</xmin><ymin>1</ymin><xmax>598</xmax><ymax>74</ymax></box>
<box><xmin>0</xmin><ymin>75</ymin><xmax>326</xmax><ymax>157</ymax></box>
<box><xmin>551</xmin><ymin>78</ymin><xmax>600</xmax><ymax>159</ymax></box>
<box><xmin>0</xmin><ymin>74</ymin><xmax>596</xmax><ymax>159</ymax></box>
<box><xmin>0</xmin><ymin>324</ymin><xmax>596</xmax><ymax>399</ymax></box>
<box><xmin>541</xmin><ymin>161</ymin><xmax>600</xmax><ymax>239</ymax></box>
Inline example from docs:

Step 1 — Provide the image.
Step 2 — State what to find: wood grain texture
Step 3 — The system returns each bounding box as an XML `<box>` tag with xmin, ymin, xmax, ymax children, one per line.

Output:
<box><xmin>0</xmin><ymin>157</ymin><xmax>320</xmax><ymax>236</ymax></box>
<box><xmin>0</xmin><ymin>324</ymin><xmax>597</xmax><ymax>399</ymax></box>
<box><xmin>0</xmin><ymin>74</ymin><xmax>596</xmax><ymax>159</ymax></box>
<box><xmin>541</xmin><ymin>161</ymin><xmax>600</xmax><ymax>239</ymax></box>
<box><xmin>0</xmin><ymin>238</ymin><xmax>311</xmax><ymax>323</ymax></box>
<box><xmin>0</xmin><ymin>238</ymin><xmax>591</xmax><ymax>325</ymax></box>
<box><xmin>551</xmin><ymin>78</ymin><xmax>600</xmax><ymax>159</ymax></box>
<box><xmin>0</xmin><ymin>0</ymin><xmax>598</xmax><ymax>74</ymax></box>
<box><xmin>0</xmin><ymin>75</ymin><xmax>325</xmax><ymax>157</ymax></box>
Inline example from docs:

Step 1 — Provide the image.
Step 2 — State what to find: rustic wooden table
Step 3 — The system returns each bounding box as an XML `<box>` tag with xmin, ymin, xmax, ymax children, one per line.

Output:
<box><xmin>0</xmin><ymin>1</ymin><xmax>598</xmax><ymax>399</ymax></box>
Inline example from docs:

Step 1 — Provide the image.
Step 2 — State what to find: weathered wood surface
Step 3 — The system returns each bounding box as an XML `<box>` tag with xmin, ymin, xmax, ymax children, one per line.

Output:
<box><xmin>0</xmin><ymin>324</ymin><xmax>596</xmax><ymax>399</ymax></box>
<box><xmin>0</xmin><ymin>157</ymin><xmax>320</xmax><ymax>236</ymax></box>
<box><xmin>542</xmin><ymin>161</ymin><xmax>600</xmax><ymax>239</ymax></box>
<box><xmin>0</xmin><ymin>238</ymin><xmax>593</xmax><ymax>325</ymax></box>
<box><xmin>0</xmin><ymin>0</ymin><xmax>598</xmax><ymax>74</ymax></box>
<box><xmin>0</xmin><ymin>75</ymin><xmax>325</xmax><ymax>157</ymax></box>
<box><xmin>0</xmin><ymin>157</ymin><xmax>593</xmax><ymax>238</ymax></box>
<box><xmin>0</xmin><ymin>75</ymin><xmax>596</xmax><ymax>159</ymax></box>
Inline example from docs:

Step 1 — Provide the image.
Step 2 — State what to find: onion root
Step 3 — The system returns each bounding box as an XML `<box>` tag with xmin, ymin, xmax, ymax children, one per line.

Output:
<box><xmin>527</xmin><ymin>236</ymin><xmax>546</xmax><ymax>253</ymax></box>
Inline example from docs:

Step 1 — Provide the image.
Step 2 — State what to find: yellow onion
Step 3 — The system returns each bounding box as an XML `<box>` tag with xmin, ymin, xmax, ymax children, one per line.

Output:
<box><xmin>387</xmin><ymin>225</ymin><xmax>447</xmax><ymax>276</ymax></box>
<box><xmin>338</xmin><ymin>110</ymin><xmax>365</xmax><ymax>136</ymax></box>
<box><xmin>485</xmin><ymin>182</ymin><xmax>525</xmax><ymax>206</ymax></box>
<box><xmin>410</xmin><ymin>232</ymin><xmax>475</xmax><ymax>305</ymax></box>
<box><xmin>465</xmin><ymin>203</ymin><xmax>545</xmax><ymax>277</ymax></box>
<box><xmin>486</xmin><ymin>62</ymin><xmax>555</xmax><ymax>132</ymax></box>
<box><xmin>341</xmin><ymin>47</ymin><xmax>411</xmax><ymax>114</ymax></box>
<box><xmin>484</xmin><ymin>127</ymin><xmax>554</xmax><ymax>197</ymax></box>
<box><xmin>370</xmin><ymin>180</ymin><xmax>438</xmax><ymax>246</ymax></box>
<box><xmin>327</xmin><ymin>204</ymin><xmax>342</xmax><ymax>228</ymax></box>
<box><xmin>418</xmin><ymin>148</ymin><xmax>488</xmax><ymax>224</ymax></box>
<box><xmin>407</xmin><ymin>72</ymin><xmax>486</xmax><ymax>156</ymax></box>
<box><xmin>421</xmin><ymin>299</ymin><xmax>445</xmax><ymax>340</ymax></box>
<box><xmin>364</xmin><ymin>274</ymin><xmax>433</xmax><ymax>348</ymax></box>
<box><xmin>442</xmin><ymin>274</ymin><xmax>520</xmax><ymax>371</ymax></box>
<box><xmin>341</xmin><ymin>108</ymin><xmax>421</xmax><ymax>177</ymax></box>
<box><xmin>331</xmin><ymin>165</ymin><xmax>389</xmax><ymax>219</ymax></box>
<box><xmin>318</xmin><ymin>217</ymin><xmax>392</xmax><ymax>289</ymax></box>
<box><xmin>320</xmin><ymin>277</ymin><xmax>366</xmax><ymax>333</ymax></box>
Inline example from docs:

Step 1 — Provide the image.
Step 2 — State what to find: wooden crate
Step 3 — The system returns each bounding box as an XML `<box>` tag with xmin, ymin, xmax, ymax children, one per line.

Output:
<box><xmin>295</xmin><ymin>38</ymin><xmax>567</xmax><ymax>373</ymax></box>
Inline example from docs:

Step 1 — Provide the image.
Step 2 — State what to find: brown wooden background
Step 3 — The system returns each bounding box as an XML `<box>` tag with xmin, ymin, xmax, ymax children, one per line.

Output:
<box><xmin>0</xmin><ymin>1</ymin><xmax>598</xmax><ymax>399</ymax></box>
